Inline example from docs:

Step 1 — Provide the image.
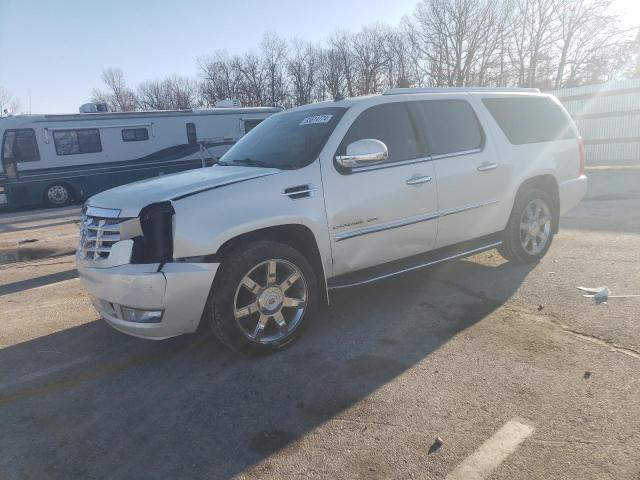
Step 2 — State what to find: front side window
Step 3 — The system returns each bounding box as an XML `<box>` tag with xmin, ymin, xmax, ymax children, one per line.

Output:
<box><xmin>409</xmin><ymin>100</ymin><xmax>484</xmax><ymax>156</ymax></box>
<box><xmin>2</xmin><ymin>129</ymin><xmax>40</xmax><ymax>163</ymax></box>
<box><xmin>53</xmin><ymin>129</ymin><xmax>102</xmax><ymax>155</ymax></box>
<box><xmin>338</xmin><ymin>102</ymin><xmax>421</xmax><ymax>164</ymax></box>
<box><xmin>220</xmin><ymin>107</ymin><xmax>347</xmax><ymax>169</ymax></box>
<box><xmin>122</xmin><ymin>128</ymin><xmax>149</xmax><ymax>142</ymax></box>
<box><xmin>482</xmin><ymin>97</ymin><xmax>575</xmax><ymax>145</ymax></box>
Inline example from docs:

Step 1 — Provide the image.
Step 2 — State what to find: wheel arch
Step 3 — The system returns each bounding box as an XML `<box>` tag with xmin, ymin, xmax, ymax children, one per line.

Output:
<box><xmin>513</xmin><ymin>174</ymin><xmax>560</xmax><ymax>233</ymax></box>
<box><xmin>211</xmin><ymin>223</ymin><xmax>330</xmax><ymax>306</ymax></box>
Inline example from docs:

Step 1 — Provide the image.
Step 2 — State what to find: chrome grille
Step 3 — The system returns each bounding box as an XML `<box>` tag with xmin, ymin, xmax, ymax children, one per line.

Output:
<box><xmin>79</xmin><ymin>215</ymin><xmax>123</xmax><ymax>260</ymax></box>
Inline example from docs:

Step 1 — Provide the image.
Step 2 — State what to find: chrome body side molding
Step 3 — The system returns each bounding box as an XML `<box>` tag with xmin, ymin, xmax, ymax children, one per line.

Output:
<box><xmin>333</xmin><ymin>200</ymin><xmax>499</xmax><ymax>242</ymax></box>
<box><xmin>334</xmin><ymin>211</ymin><xmax>440</xmax><ymax>242</ymax></box>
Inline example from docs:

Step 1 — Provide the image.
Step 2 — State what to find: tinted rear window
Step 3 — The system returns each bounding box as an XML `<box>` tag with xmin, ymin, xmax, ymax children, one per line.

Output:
<box><xmin>482</xmin><ymin>97</ymin><xmax>575</xmax><ymax>145</ymax></box>
<box><xmin>409</xmin><ymin>100</ymin><xmax>484</xmax><ymax>156</ymax></box>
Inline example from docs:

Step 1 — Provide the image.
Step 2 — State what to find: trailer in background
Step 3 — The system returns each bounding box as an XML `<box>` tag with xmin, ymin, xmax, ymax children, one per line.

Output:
<box><xmin>0</xmin><ymin>105</ymin><xmax>281</xmax><ymax>209</ymax></box>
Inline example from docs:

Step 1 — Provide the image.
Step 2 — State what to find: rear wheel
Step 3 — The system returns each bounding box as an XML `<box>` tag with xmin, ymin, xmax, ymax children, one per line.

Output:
<box><xmin>44</xmin><ymin>183</ymin><xmax>73</xmax><ymax>207</ymax></box>
<box><xmin>498</xmin><ymin>188</ymin><xmax>555</xmax><ymax>264</ymax></box>
<box><xmin>207</xmin><ymin>241</ymin><xmax>317</xmax><ymax>354</ymax></box>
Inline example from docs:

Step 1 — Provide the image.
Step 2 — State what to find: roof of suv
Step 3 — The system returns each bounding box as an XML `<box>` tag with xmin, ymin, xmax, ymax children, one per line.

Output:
<box><xmin>290</xmin><ymin>87</ymin><xmax>545</xmax><ymax>112</ymax></box>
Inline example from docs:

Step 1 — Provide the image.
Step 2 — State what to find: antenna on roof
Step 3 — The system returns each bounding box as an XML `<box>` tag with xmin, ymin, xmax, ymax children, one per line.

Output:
<box><xmin>333</xmin><ymin>93</ymin><xmax>345</xmax><ymax>102</ymax></box>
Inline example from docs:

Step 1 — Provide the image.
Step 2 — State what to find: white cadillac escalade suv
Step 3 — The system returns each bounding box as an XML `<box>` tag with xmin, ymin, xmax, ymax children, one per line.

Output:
<box><xmin>77</xmin><ymin>88</ymin><xmax>587</xmax><ymax>353</ymax></box>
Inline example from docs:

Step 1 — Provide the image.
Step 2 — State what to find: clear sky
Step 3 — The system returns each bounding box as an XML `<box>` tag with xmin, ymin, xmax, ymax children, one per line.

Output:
<box><xmin>0</xmin><ymin>0</ymin><xmax>638</xmax><ymax>114</ymax></box>
<box><xmin>0</xmin><ymin>0</ymin><xmax>416</xmax><ymax>113</ymax></box>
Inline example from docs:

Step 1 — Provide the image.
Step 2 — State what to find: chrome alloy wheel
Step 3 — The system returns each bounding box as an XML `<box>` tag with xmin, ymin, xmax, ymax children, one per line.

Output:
<box><xmin>233</xmin><ymin>259</ymin><xmax>308</xmax><ymax>344</ymax></box>
<box><xmin>47</xmin><ymin>185</ymin><xmax>69</xmax><ymax>205</ymax></box>
<box><xmin>519</xmin><ymin>198</ymin><xmax>551</xmax><ymax>255</ymax></box>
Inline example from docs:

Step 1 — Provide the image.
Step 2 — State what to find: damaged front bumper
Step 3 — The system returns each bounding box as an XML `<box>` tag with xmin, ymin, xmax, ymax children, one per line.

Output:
<box><xmin>77</xmin><ymin>254</ymin><xmax>218</xmax><ymax>340</ymax></box>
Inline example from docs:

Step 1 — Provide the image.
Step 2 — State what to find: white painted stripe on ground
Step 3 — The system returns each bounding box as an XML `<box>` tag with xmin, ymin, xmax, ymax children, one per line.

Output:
<box><xmin>446</xmin><ymin>419</ymin><xmax>534</xmax><ymax>480</ymax></box>
<box><xmin>0</xmin><ymin>355</ymin><xmax>91</xmax><ymax>391</ymax></box>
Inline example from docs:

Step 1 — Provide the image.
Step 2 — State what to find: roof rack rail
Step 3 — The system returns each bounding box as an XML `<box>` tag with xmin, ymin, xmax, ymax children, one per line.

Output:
<box><xmin>383</xmin><ymin>87</ymin><xmax>540</xmax><ymax>95</ymax></box>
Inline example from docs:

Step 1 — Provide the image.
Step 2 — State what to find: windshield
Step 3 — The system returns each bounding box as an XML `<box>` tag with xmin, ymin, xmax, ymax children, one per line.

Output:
<box><xmin>220</xmin><ymin>107</ymin><xmax>347</xmax><ymax>169</ymax></box>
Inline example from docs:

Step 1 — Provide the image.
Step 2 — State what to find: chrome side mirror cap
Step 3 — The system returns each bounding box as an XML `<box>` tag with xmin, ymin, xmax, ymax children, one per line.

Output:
<box><xmin>335</xmin><ymin>139</ymin><xmax>388</xmax><ymax>168</ymax></box>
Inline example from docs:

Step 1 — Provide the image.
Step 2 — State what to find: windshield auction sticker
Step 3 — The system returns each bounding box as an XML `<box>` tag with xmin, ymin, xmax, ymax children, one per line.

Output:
<box><xmin>299</xmin><ymin>115</ymin><xmax>333</xmax><ymax>126</ymax></box>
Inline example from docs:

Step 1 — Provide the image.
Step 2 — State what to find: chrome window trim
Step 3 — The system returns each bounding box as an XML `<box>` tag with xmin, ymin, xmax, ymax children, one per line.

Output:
<box><xmin>430</xmin><ymin>148</ymin><xmax>482</xmax><ymax>161</ymax></box>
<box><xmin>333</xmin><ymin>199</ymin><xmax>499</xmax><ymax>242</ymax></box>
<box><xmin>345</xmin><ymin>147</ymin><xmax>484</xmax><ymax>174</ymax></box>
<box><xmin>328</xmin><ymin>241</ymin><xmax>503</xmax><ymax>289</ymax></box>
<box><xmin>349</xmin><ymin>156</ymin><xmax>432</xmax><ymax>173</ymax></box>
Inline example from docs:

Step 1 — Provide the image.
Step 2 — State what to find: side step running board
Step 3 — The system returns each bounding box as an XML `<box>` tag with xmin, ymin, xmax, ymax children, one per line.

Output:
<box><xmin>327</xmin><ymin>233</ymin><xmax>503</xmax><ymax>290</ymax></box>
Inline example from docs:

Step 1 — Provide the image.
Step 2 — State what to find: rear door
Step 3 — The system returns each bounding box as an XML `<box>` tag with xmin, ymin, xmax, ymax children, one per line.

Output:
<box><xmin>321</xmin><ymin>101</ymin><xmax>439</xmax><ymax>276</ymax></box>
<box><xmin>408</xmin><ymin>97</ymin><xmax>510</xmax><ymax>248</ymax></box>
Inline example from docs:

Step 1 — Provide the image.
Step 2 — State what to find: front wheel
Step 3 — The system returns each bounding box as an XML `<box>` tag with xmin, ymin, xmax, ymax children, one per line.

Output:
<box><xmin>498</xmin><ymin>188</ymin><xmax>556</xmax><ymax>264</ymax></box>
<box><xmin>207</xmin><ymin>241</ymin><xmax>318</xmax><ymax>354</ymax></box>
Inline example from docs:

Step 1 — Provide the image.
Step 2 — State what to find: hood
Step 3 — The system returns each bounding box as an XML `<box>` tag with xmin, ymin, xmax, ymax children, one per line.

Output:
<box><xmin>86</xmin><ymin>165</ymin><xmax>280</xmax><ymax>218</ymax></box>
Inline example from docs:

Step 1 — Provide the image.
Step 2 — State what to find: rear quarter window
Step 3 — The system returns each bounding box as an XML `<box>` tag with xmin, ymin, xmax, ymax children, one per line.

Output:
<box><xmin>482</xmin><ymin>97</ymin><xmax>575</xmax><ymax>145</ymax></box>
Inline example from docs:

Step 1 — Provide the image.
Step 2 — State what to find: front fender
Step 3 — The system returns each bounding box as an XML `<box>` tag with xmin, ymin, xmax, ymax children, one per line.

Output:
<box><xmin>170</xmin><ymin>165</ymin><xmax>331</xmax><ymax>273</ymax></box>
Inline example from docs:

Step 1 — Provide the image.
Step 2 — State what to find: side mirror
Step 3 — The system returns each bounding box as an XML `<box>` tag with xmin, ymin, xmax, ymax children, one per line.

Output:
<box><xmin>335</xmin><ymin>139</ymin><xmax>388</xmax><ymax>168</ymax></box>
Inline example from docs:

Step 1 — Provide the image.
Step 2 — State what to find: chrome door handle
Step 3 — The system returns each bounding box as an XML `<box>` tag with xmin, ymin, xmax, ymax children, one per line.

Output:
<box><xmin>406</xmin><ymin>175</ymin><xmax>432</xmax><ymax>185</ymax></box>
<box><xmin>477</xmin><ymin>162</ymin><xmax>498</xmax><ymax>172</ymax></box>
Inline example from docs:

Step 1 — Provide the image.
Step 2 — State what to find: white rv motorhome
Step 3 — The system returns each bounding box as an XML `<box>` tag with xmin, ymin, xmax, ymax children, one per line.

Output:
<box><xmin>0</xmin><ymin>106</ymin><xmax>281</xmax><ymax>208</ymax></box>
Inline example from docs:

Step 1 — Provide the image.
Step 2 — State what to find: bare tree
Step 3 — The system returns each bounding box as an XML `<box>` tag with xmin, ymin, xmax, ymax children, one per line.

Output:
<box><xmin>0</xmin><ymin>87</ymin><xmax>20</xmax><ymax>116</ymax></box>
<box><xmin>92</xmin><ymin>68</ymin><xmax>138</xmax><ymax>111</ymax></box>
<box><xmin>330</xmin><ymin>31</ymin><xmax>358</xmax><ymax>97</ymax></box>
<box><xmin>319</xmin><ymin>47</ymin><xmax>345</xmax><ymax>100</ymax></box>
<box><xmin>198</xmin><ymin>52</ymin><xmax>245</xmax><ymax>106</ymax></box>
<box><xmin>351</xmin><ymin>25</ymin><xmax>389</xmax><ymax>94</ymax></box>
<box><xmin>93</xmin><ymin>0</ymin><xmax>637</xmax><ymax>113</ymax></box>
<box><xmin>261</xmin><ymin>33</ymin><xmax>289</xmax><ymax>106</ymax></box>
<box><xmin>287</xmin><ymin>40</ymin><xmax>319</xmax><ymax>106</ymax></box>
<box><xmin>508</xmin><ymin>0</ymin><xmax>559</xmax><ymax>87</ymax></box>
<box><xmin>234</xmin><ymin>52</ymin><xmax>267</xmax><ymax>106</ymax></box>
<box><xmin>137</xmin><ymin>79</ymin><xmax>171</xmax><ymax>110</ymax></box>
<box><xmin>554</xmin><ymin>0</ymin><xmax>634</xmax><ymax>87</ymax></box>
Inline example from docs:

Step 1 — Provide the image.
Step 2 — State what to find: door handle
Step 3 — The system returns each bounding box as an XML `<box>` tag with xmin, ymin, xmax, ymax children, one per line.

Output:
<box><xmin>477</xmin><ymin>162</ymin><xmax>498</xmax><ymax>172</ymax></box>
<box><xmin>406</xmin><ymin>175</ymin><xmax>432</xmax><ymax>185</ymax></box>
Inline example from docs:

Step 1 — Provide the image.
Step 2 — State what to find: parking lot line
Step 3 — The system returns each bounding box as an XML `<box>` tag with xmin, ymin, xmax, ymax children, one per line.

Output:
<box><xmin>446</xmin><ymin>419</ymin><xmax>534</xmax><ymax>480</ymax></box>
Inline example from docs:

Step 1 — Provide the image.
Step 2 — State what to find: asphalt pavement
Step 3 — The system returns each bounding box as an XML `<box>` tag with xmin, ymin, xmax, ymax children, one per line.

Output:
<box><xmin>0</xmin><ymin>169</ymin><xmax>639</xmax><ymax>479</ymax></box>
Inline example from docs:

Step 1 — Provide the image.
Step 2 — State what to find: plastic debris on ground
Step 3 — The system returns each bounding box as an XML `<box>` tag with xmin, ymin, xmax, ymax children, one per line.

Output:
<box><xmin>577</xmin><ymin>286</ymin><xmax>640</xmax><ymax>305</ymax></box>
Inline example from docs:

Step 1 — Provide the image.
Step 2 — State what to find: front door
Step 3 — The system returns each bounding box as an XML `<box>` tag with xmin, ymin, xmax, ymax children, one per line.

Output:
<box><xmin>321</xmin><ymin>101</ymin><xmax>439</xmax><ymax>276</ymax></box>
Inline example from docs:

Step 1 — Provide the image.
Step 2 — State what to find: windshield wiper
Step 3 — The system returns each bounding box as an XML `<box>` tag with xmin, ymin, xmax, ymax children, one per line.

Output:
<box><xmin>222</xmin><ymin>158</ymin><xmax>276</xmax><ymax>168</ymax></box>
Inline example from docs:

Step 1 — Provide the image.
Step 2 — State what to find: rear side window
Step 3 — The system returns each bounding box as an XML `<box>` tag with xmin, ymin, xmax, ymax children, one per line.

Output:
<box><xmin>122</xmin><ymin>128</ymin><xmax>149</xmax><ymax>142</ymax></box>
<box><xmin>339</xmin><ymin>102</ymin><xmax>420</xmax><ymax>164</ymax></box>
<box><xmin>2</xmin><ymin>129</ymin><xmax>40</xmax><ymax>162</ymax></box>
<box><xmin>409</xmin><ymin>100</ymin><xmax>484</xmax><ymax>156</ymax></box>
<box><xmin>53</xmin><ymin>129</ymin><xmax>102</xmax><ymax>155</ymax></box>
<box><xmin>482</xmin><ymin>97</ymin><xmax>575</xmax><ymax>145</ymax></box>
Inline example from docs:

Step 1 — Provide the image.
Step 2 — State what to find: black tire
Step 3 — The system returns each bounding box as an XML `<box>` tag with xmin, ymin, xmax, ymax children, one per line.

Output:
<box><xmin>44</xmin><ymin>183</ymin><xmax>73</xmax><ymax>207</ymax></box>
<box><xmin>498</xmin><ymin>188</ymin><xmax>556</xmax><ymax>264</ymax></box>
<box><xmin>205</xmin><ymin>241</ymin><xmax>318</xmax><ymax>354</ymax></box>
